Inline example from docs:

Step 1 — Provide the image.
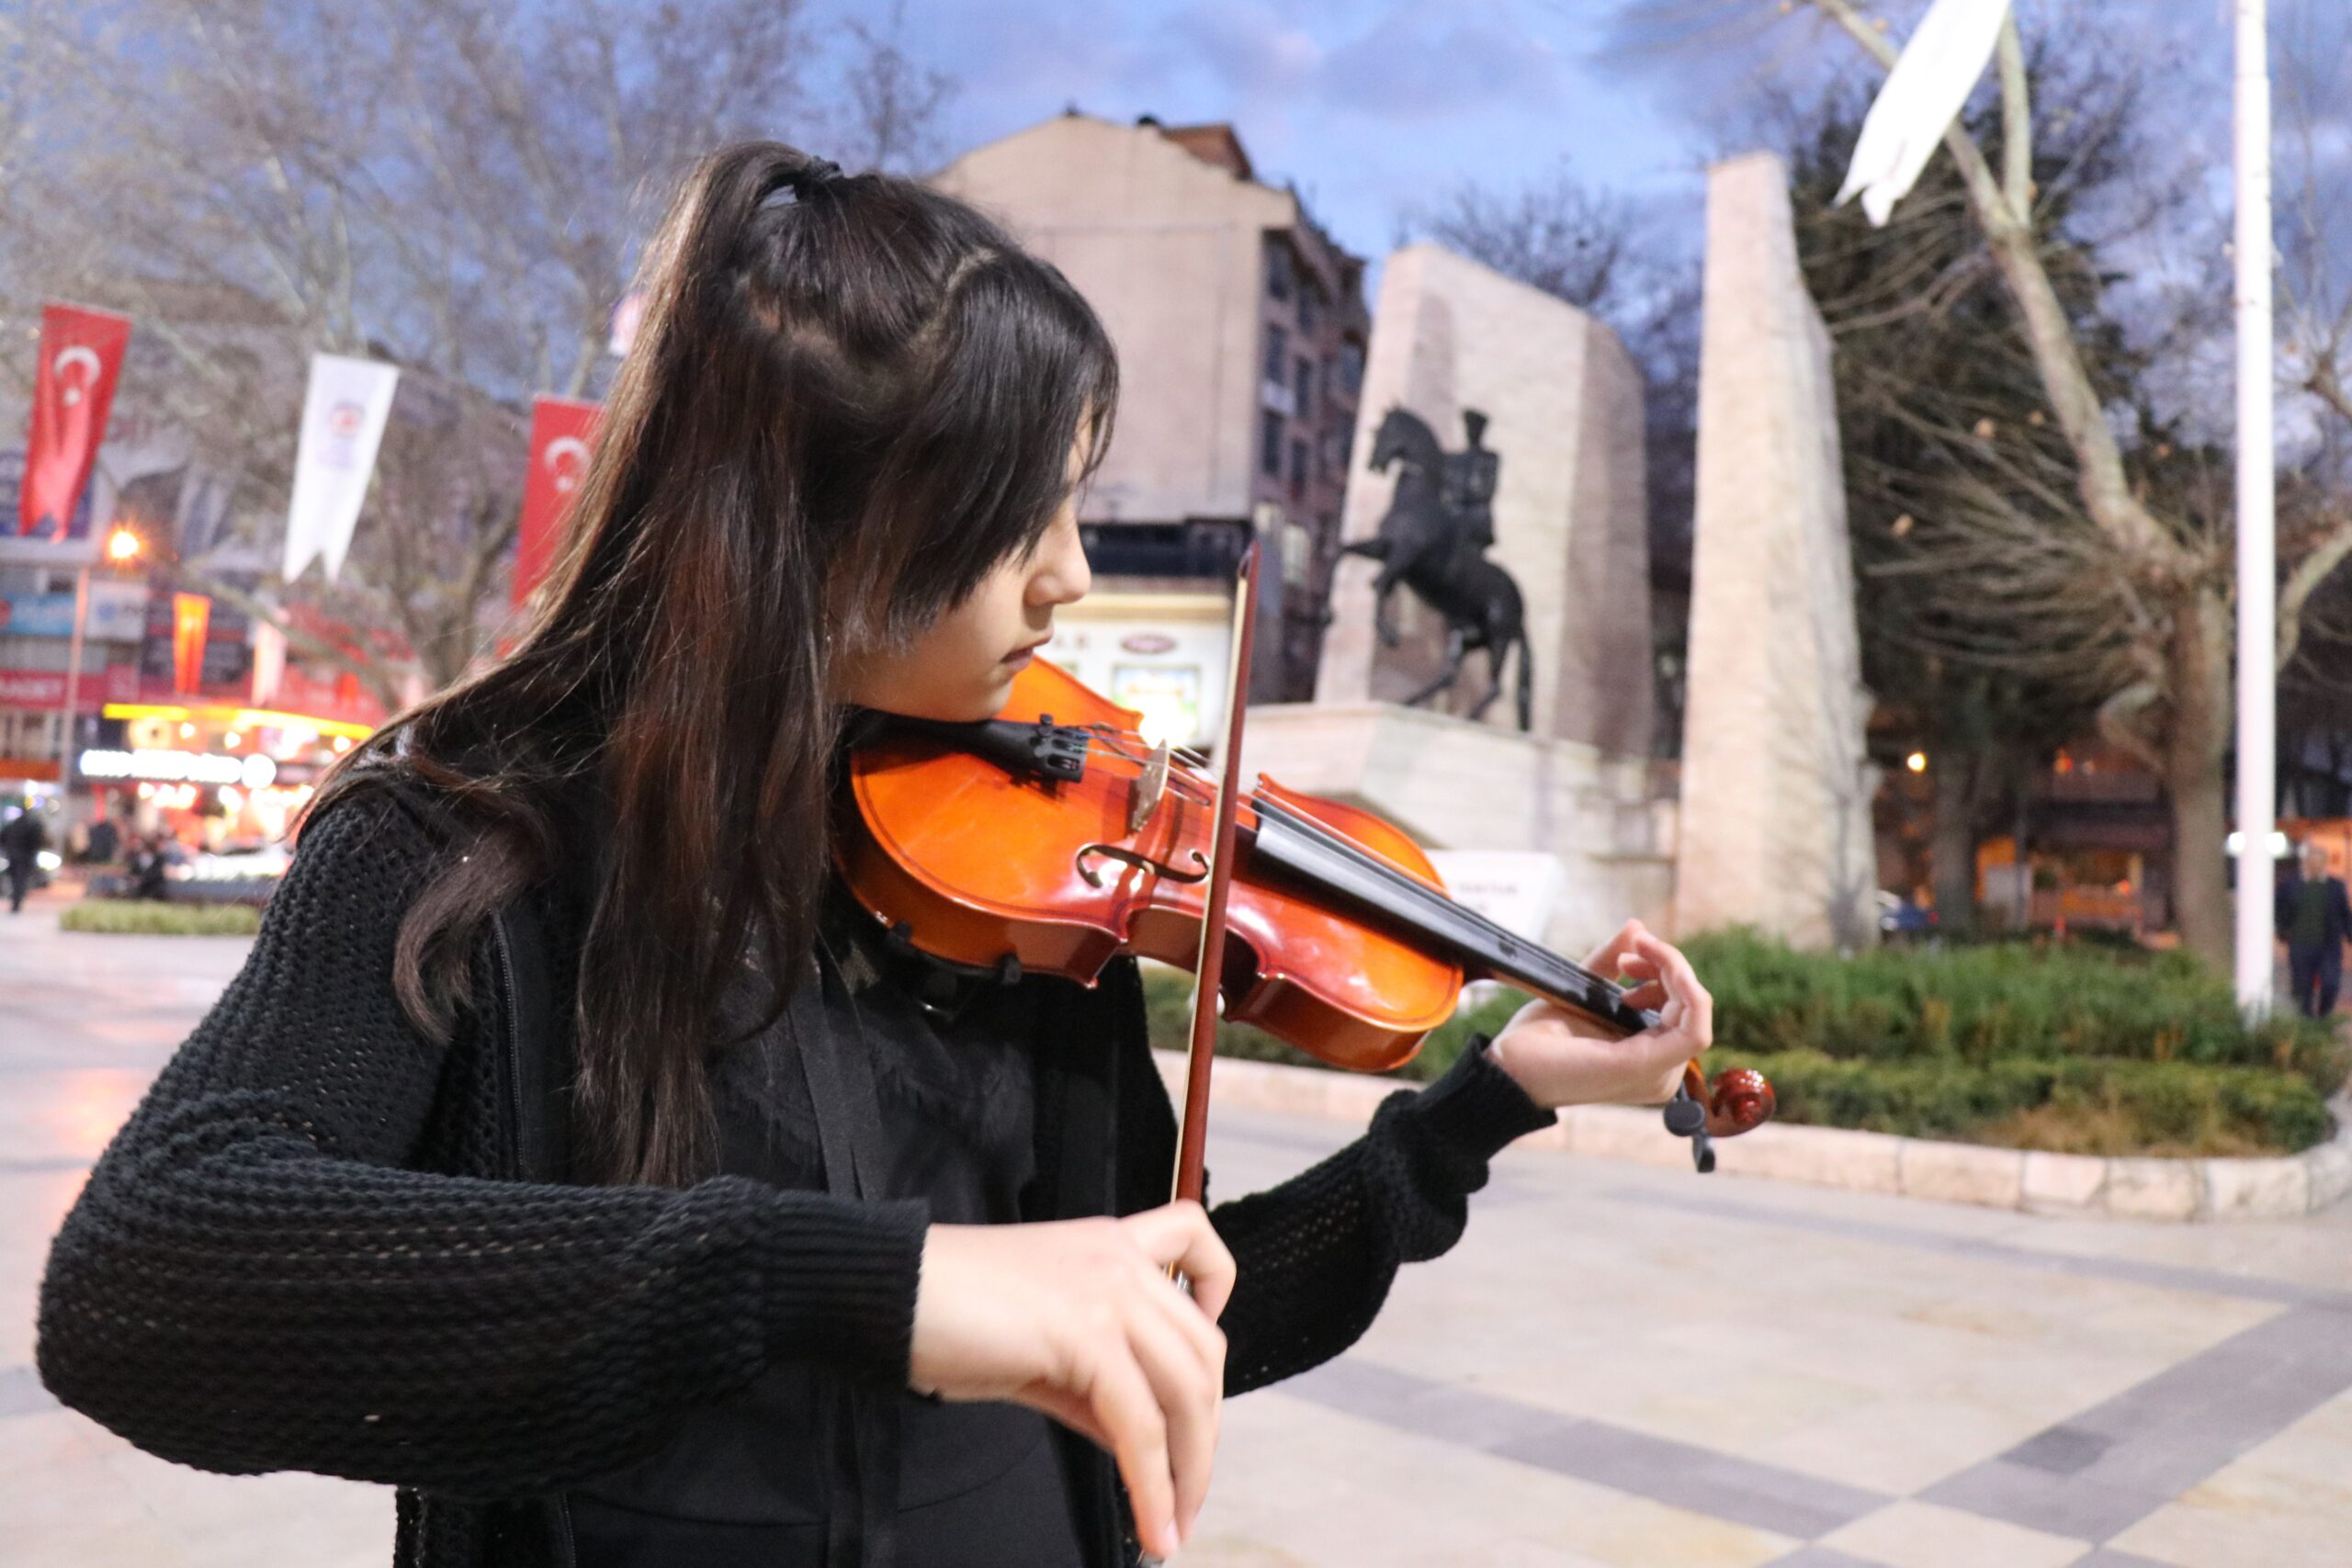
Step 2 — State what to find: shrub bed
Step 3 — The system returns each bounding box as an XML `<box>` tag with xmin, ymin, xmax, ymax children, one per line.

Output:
<box><xmin>1141</xmin><ymin>931</ymin><xmax>2346</xmax><ymax>1157</ymax></box>
<box><xmin>61</xmin><ymin>899</ymin><xmax>264</xmax><ymax>937</ymax></box>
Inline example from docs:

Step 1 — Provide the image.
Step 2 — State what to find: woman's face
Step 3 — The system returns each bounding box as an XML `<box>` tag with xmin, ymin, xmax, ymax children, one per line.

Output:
<box><xmin>838</xmin><ymin>438</ymin><xmax>1093</xmax><ymax>721</ymax></box>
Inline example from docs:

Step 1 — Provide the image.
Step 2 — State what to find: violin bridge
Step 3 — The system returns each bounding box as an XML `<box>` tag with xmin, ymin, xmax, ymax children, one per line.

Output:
<box><xmin>1126</xmin><ymin>740</ymin><xmax>1171</xmax><ymax>836</ymax></box>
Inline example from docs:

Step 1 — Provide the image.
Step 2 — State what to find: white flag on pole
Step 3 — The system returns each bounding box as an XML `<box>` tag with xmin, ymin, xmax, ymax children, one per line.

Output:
<box><xmin>282</xmin><ymin>353</ymin><xmax>399</xmax><ymax>582</ymax></box>
<box><xmin>250</xmin><ymin>617</ymin><xmax>287</xmax><ymax>707</ymax></box>
<box><xmin>1834</xmin><ymin>0</ymin><xmax>2013</xmax><ymax>227</ymax></box>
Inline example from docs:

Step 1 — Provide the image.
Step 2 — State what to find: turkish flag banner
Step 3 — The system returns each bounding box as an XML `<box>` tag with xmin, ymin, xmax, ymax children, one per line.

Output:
<box><xmin>20</xmin><ymin>303</ymin><xmax>132</xmax><ymax>537</ymax></box>
<box><xmin>514</xmin><ymin>396</ymin><xmax>601</xmax><ymax>609</ymax></box>
<box><xmin>172</xmin><ymin>592</ymin><xmax>211</xmax><ymax>694</ymax></box>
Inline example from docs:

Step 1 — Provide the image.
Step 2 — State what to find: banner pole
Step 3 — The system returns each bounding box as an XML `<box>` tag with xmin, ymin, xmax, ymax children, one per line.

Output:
<box><xmin>2233</xmin><ymin>0</ymin><xmax>2277</xmax><ymax>1013</ymax></box>
<box><xmin>54</xmin><ymin>559</ymin><xmax>91</xmax><ymax>807</ymax></box>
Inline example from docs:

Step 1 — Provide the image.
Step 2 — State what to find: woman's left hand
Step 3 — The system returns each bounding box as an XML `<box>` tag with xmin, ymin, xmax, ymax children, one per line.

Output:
<box><xmin>1486</xmin><ymin>919</ymin><xmax>1713</xmax><ymax>1111</ymax></box>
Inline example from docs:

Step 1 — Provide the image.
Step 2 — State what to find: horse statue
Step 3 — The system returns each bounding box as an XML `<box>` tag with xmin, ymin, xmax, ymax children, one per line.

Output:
<box><xmin>1340</xmin><ymin>406</ymin><xmax>1533</xmax><ymax>731</ymax></box>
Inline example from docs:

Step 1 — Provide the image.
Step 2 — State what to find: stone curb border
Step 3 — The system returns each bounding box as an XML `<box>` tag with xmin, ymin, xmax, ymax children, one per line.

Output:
<box><xmin>1156</xmin><ymin>1052</ymin><xmax>2352</xmax><ymax>1224</ymax></box>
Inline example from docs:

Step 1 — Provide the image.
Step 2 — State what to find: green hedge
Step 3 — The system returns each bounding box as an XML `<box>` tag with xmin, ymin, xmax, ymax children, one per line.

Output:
<box><xmin>60</xmin><ymin>899</ymin><xmax>264</xmax><ymax>936</ymax></box>
<box><xmin>1141</xmin><ymin>931</ymin><xmax>2346</xmax><ymax>1156</ymax></box>
<box><xmin>1709</xmin><ymin>1048</ymin><xmax>2332</xmax><ymax>1156</ymax></box>
<box><xmin>1683</xmin><ymin>927</ymin><xmax>2342</xmax><ymax>1089</ymax></box>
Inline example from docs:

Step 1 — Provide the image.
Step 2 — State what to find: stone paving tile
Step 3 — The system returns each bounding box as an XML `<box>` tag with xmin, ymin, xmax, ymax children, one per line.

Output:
<box><xmin>1193</xmin><ymin>1384</ymin><xmax>1794</xmax><ymax>1568</ymax></box>
<box><xmin>1919</xmin><ymin>1304</ymin><xmax>2352</xmax><ymax>1540</ymax></box>
<box><xmin>1818</xmin><ymin>1499</ymin><xmax>2088</xmax><ymax>1568</ymax></box>
<box><xmin>1758</xmin><ymin>1551</ymin><xmax>1886</xmax><ymax>1568</ymax></box>
<box><xmin>2104</xmin><ymin>1384</ymin><xmax>2352</xmax><ymax>1568</ymax></box>
<box><xmin>1282</xmin><ymin>1355</ymin><xmax>1888</xmax><ymax>1540</ymax></box>
<box><xmin>1608</xmin><ymin>1183</ymin><xmax>2352</xmax><ymax>1311</ymax></box>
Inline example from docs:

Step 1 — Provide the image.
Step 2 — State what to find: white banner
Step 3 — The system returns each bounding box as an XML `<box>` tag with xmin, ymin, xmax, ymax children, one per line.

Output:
<box><xmin>250</xmin><ymin>617</ymin><xmax>287</xmax><ymax>707</ymax></box>
<box><xmin>1835</xmin><ymin>0</ymin><xmax>2013</xmax><ymax>227</ymax></box>
<box><xmin>282</xmin><ymin>353</ymin><xmax>399</xmax><ymax>582</ymax></box>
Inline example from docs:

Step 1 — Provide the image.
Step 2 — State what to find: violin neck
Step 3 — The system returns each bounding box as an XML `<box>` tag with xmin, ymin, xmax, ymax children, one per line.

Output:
<box><xmin>1246</xmin><ymin>795</ymin><xmax>1658</xmax><ymax>1037</ymax></box>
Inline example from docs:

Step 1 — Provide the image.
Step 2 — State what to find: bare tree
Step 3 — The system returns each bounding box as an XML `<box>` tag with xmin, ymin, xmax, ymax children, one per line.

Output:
<box><xmin>834</xmin><ymin>0</ymin><xmax>958</xmax><ymax>176</ymax></box>
<box><xmin>1782</xmin><ymin>0</ymin><xmax>2352</xmax><ymax>968</ymax></box>
<box><xmin>1</xmin><ymin>0</ymin><xmax>956</xmax><ymax>703</ymax></box>
<box><xmin>1408</xmin><ymin>161</ymin><xmax>1639</xmax><ymax>312</ymax></box>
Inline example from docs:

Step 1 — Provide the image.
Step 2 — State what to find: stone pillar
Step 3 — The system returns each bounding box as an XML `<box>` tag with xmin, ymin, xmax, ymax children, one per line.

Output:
<box><xmin>1676</xmin><ymin>152</ymin><xmax>1878</xmax><ymax>951</ymax></box>
<box><xmin>1317</xmin><ymin>244</ymin><xmax>1653</xmax><ymax>755</ymax></box>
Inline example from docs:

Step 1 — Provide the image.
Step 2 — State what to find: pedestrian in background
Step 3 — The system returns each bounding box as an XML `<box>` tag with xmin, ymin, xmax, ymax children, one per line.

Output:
<box><xmin>0</xmin><ymin>801</ymin><xmax>47</xmax><ymax>914</ymax></box>
<box><xmin>2276</xmin><ymin>841</ymin><xmax>2351</xmax><ymax>1019</ymax></box>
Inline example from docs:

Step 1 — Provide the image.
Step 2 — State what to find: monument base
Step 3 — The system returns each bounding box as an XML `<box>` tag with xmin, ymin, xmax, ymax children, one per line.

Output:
<box><xmin>1236</xmin><ymin>702</ymin><xmax>1676</xmax><ymax>958</ymax></box>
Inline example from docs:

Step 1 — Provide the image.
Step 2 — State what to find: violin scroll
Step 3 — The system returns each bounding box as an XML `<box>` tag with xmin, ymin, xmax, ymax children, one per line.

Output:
<box><xmin>1701</xmin><ymin>1066</ymin><xmax>1776</xmax><ymax>1138</ymax></box>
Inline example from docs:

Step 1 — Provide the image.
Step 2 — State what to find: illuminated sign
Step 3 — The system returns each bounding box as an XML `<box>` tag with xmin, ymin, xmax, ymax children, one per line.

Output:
<box><xmin>78</xmin><ymin>749</ymin><xmax>277</xmax><ymax>789</ymax></box>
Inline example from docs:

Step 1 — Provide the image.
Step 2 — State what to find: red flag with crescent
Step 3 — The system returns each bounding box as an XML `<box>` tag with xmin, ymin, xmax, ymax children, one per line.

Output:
<box><xmin>171</xmin><ymin>592</ymin><xmax>211</xmax><ymax>694</ymax></box>
<box><xmin>514</xmin><ymin>396</ymin><xmax>601</xmax><ymax>608</ymax></box>
<box><xmin>20</xmin><ymin>303</ymin><xmax>132</xmax><ymax>537</ymax></box>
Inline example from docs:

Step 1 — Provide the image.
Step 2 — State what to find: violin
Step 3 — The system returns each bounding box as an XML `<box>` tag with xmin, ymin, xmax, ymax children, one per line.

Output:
<box><xmin>835</xmin><ymin>638</ymin><xmax>1773</xmax><ymax>1185</ymax></box>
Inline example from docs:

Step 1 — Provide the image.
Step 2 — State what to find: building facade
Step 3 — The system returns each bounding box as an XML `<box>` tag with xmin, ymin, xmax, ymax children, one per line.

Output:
<box><xmin>933</xmin><ymin>113</ymin><xmax>1370</xmax><ymax>720</ymax></box>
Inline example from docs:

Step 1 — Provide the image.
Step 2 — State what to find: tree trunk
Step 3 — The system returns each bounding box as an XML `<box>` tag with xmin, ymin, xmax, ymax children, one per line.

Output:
<box><xmin>2165</xmin><ymin>586</ymin><xmax>2233</xmax><ymax>970</ymax></box>
<box><xmin>1930</xmin><ymin>752</ymin><xmax>1981</xmax><ymax>937</ymax></box>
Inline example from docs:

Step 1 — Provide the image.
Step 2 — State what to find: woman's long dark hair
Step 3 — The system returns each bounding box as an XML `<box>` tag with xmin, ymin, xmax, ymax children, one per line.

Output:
<box><xmin>309</xmin><ymin>142</ymin><xmax>1117</xmax><ymax>1188</ymax></box>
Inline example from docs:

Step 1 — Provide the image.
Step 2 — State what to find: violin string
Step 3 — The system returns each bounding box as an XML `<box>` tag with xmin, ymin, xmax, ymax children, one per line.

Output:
<box><xmin>1248</xmin><ymin>792</ymin><xmax>1637</xmax><ymax>1014</ymax></box>
<box><xmin>1066</xmin><ymin>725</ymin><xmax>1600</xmax><ymax>986</ymax></box>
<box><xmin>1031</xmin><ymin>717</ymin><xmax>1640</xmax><ymax>1018</ymax></box>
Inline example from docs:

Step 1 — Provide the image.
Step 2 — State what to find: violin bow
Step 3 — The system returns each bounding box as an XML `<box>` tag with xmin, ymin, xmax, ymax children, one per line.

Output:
<box><xmin>1169</xmin><ymin>540</ymin><xmax>1261</xmax><ymax>1209</ymax></box>
<box><xmin>1163</xmin><ymin>540</ymin><xmax>1742</xmax><ymax>1193</ymax></box>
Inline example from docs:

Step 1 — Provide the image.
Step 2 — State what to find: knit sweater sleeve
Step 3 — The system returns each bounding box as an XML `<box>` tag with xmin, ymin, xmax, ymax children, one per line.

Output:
<box><xmin>35</xmin><ymin>790</ymin><xmax>925</xmax><ymax>1498</ymax></box>
<box><xmin>1114</xmin><ymin>1024</ymin><xmax>1555</xmax><ymax>1396</ymax></box>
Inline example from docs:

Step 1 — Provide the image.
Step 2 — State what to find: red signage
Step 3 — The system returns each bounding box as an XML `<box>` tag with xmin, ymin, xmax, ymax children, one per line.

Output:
<box><xmin>0</xmin><ymin>666</ymin><xmax>139</xmax><ymax>711</ymax></box>
<box><xmin>171</xmin><ymin>592</ymin><xmax>212</xmax><ymax>694</ymax></box>
<box><xmin>20</xmin><ymin>303</ymin><xmax>132</xmax><ymax>537</ymax></box>
<box><xmin>514</xmin><ymin>396</ymin><xmax>601</xmax><ymax>608</ymax></box>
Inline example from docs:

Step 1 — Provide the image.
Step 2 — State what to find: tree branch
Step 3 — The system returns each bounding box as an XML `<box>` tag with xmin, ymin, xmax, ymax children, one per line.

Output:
<box><xmin>1805</xmin><ymin>0</ymin><xmax>2190</xmax><ymax>580</ymax></box>
<box><xmin>1996</xmin><ymin>8</ymin><xmax>2031</xmax><ymax>219</ymax></box>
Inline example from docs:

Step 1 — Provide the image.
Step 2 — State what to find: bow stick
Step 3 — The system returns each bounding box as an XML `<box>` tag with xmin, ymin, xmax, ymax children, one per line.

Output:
<box><xmin>1170</xmin><ymin>540</ymin><xmax>1260</xmax><ymax>1208</ymax></box>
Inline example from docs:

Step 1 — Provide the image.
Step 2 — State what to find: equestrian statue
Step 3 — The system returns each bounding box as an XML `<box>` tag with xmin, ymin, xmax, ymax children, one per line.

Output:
<box><xmin>1341</xmin><ymin>407</ymin><xmax>1533</xmax><ymax>731</ymax></box>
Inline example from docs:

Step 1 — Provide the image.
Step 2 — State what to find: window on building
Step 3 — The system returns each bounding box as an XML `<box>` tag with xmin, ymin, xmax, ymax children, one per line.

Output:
<box><xmin>1323</xmin><ymin>430</ymin><xmax>1347</xmax><ymax>479</ymax></box>
<box><xmin>1282</xmin><ymin>519</ymin><xmax>1313</xmax><ymax>588</ymax></box>
<box><xmin>1298</xmin><ymin>285</ymin><xmax>1319</xmax><ymax>336</ymax></box>
<box><xmin>1338</xmin><ymin>340</ymin><xmax>1364</xmax><ymax>397</ymax></box>
<box><xmin>1266</xmin><ymin>243</ymin><xmax>1294</xmax><ymax>302</ymax></box>
<box><xmin>1295</xmin><ymin>355</ymin><xmax>1314</xmax><ymax>421</ymax></box>
<box><xmin>1263</xmin><ymin>324</ymin><xmax>1288</xmax><ymax>388</ymax></box>
<box><xmin>1261</xmin><ymin>410</ymin><xmax>1283</xmax><ymax>478</ymax></box>
<box><xmin>1289</xmin><ymin>437</ymin><xmax>1308</xmax><ymax>499</ymax></box>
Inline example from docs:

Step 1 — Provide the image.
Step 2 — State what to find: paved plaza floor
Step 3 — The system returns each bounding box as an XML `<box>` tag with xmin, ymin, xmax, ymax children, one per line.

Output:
<box><xmin>5</xmin><ymin>887</ymin><xmax>2351</xmax><ymax>1566</ymax></box>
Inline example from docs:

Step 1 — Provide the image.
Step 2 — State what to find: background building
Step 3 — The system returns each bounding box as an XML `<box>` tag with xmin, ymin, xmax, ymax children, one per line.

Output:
<box><xmin>934</xmin><ymin>112</ymin><xmax>1370</xmax><ymax>731</ymax></box>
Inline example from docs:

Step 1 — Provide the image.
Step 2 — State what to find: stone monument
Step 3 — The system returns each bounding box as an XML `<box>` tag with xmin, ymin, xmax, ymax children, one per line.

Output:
<box><xmin>1317</xmin><ymin>243</ymin><xmax>1653</xmax><ymax>755</ymax></box>
<box><xmin>1675</xmin><ymin>152</ymin><xmax>1878</xmax><ymax>951</ymax></box>
<box><xmin>1243</xmin><ymin>243</ymin><xmax>1670</xmax><ymax>959</ymax></box>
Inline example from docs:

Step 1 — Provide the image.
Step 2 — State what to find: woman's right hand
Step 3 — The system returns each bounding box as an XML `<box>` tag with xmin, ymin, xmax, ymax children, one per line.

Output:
<box><xmin>910</xmin><ymin>1201</ymin><xmax>1235</xmax><ymax>1559</ymax></box>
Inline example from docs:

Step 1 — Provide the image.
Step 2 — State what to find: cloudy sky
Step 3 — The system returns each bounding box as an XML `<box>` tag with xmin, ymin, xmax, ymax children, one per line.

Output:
<box><xmin>868</xmin><ymin>0</ymin><xmax>2288</xmax><ymax>273</ymax></box>
<box><xmin>883</xmin><ymin>0</ymin><xmax>1723</xmax><ymax>260</ymax></box>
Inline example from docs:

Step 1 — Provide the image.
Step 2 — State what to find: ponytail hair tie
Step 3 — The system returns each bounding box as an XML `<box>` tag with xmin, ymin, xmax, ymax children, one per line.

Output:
<box><xmin>776</xmin><ymin>157</ymin><xmax>843</xmax><ymax>204</ymax></box>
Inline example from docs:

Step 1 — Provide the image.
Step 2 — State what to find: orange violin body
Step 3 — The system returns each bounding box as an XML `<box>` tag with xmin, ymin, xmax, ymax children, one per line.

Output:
<box><xmin>837</xmin><ymin>659</ymin><xmax>1454</xmax><ymax>1073</ymax></box>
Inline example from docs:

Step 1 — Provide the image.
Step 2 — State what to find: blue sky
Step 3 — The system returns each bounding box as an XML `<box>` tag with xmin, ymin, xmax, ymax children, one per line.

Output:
<box><xmin>848</xmin><ymin>0</ymin><xmax>2301</xmax><ymax>288</ymax></box>
<box><xmin>880</xmin><ymin>0</ymin><xmax>1722</xmax><ymax>264</ymax></box>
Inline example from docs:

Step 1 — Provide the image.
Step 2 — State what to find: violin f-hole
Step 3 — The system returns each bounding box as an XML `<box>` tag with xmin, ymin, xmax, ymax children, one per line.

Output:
<box><xmin>1075</xmin><ymin>843</ymin><xmax>1209</xmax><ymax>890</ymax></box>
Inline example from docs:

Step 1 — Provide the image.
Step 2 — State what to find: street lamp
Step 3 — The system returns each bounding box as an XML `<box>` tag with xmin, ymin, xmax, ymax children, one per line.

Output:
<box><xmin>55</xmin><ymin>525</ymin><xmax>145</xmax><ymax>814</ymax></box>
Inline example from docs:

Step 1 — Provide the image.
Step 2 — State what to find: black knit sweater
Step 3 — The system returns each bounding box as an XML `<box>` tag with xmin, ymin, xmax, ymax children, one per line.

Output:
<box><xmin>36</xmin><ymin>781</ymin><xmax>1557</xmax><ymax>1566</ymax></box>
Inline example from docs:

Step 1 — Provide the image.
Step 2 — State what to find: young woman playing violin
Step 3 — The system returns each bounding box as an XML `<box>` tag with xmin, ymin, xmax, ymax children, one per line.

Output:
<box><xmin>36</xmin><ymin>143</ymin><xmax>1715</xmax><ymax>1568</ymax></box>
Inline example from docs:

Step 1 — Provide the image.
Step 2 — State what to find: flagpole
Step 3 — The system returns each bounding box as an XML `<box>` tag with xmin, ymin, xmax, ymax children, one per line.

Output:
<box><xmin>54</xmin><ymin>558</ymin><xmax>90</xmax><ymax>799</ymax></box>
<box><xmin>2233</xmin><ymin>0</ymin><xmax>2277</xmax><ymax>1012</ymax></box>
